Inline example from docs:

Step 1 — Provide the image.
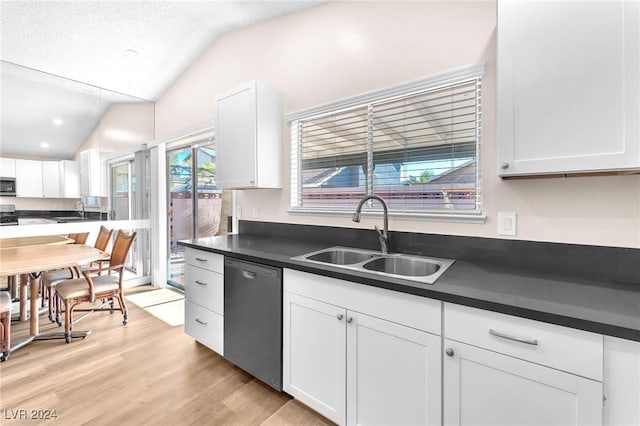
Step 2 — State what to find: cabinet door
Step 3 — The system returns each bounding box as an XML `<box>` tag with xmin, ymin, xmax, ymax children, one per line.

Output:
<box><xmin>603</xmin><ymin>336</ymin><xmax>640</xmax><ymax>426</ymax></box>
<box><xmin>60</xmin><ymin>160</ymin><xmax>80</xmax><ymax>198</ymax></box>
<box><xmin>80</xmin><ymin>149</ymin><xmax>105</xmax><ymax>196</ymax></box>
<box><xmin>283</xmin><ymin>293</ymin><xmax>346</xmax><ymax>425</ymax></box>
<box><xmin>0</xmin><ymin>158</ymin><xmax>16</xmax><ymax>178</ymax></box>
<box><xmin>216</xmin><ymin>82</ymin><xmax>257</xmax><ymax>188</ymax></box>
<box><xmin>42</xmin><ymin>161</ymin><xmax>61</xmax><ymax>197</ymax></box>
<box><xmin>15</xmin><ymin>159</ymin><xmax>43</xmax><ymax>197</ymax></box>
<box><xmin>346</xmin><ymin>311</ymin><xmax>441</xmax><ymax>426</ymax></box>
<box><xmin>443</xmin><ymin>339</ymin><xmax>602</xmax><ymax>426</ymax></box>
<box><xmin>497</xmin><ymin>0</ymin><xmax>640</xmax><ymax>176</ymax></box>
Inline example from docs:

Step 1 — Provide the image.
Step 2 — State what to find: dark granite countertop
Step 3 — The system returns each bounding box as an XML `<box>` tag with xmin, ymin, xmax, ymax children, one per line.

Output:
<box><xmin>179</xmin><ymin>232</ymin><xmax>640</xmax><ymax>342</ymax></box>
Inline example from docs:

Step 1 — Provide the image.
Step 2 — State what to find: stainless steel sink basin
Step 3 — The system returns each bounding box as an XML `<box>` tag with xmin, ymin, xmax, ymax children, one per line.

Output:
<box><xmin>362</xmin><ymin>256</ymin><xmax>440</xmax><ymax>276</ymax></box>
<box><xmin>291</xmin><ymin>246</ymin><xmax>454</xmax><ymax>285</ymax></box>
<box><xmin>305</xmin><ymin>249</ymin><xmax>375</xmax><ymax>265</ymax></box>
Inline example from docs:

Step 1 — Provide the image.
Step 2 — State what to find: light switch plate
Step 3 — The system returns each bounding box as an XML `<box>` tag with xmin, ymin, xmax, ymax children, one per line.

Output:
<box><xmin>498</xmin><ymin>212</ymin><xmax>517</xmax><ymax>236</ymax></box>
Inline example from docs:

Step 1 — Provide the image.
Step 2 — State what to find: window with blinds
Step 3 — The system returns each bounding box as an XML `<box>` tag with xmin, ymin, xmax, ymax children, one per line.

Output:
<box><xmin>290</xmin><ymin>65</ymin><xmax>483</xmax><ymax>216</ymax></box>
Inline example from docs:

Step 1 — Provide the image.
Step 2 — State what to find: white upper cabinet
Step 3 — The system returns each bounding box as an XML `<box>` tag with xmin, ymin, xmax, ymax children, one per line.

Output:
<box><xmin>15</xmin><ymin>159</ymin><xmax>43</xmax><ymax>197</ymax></box>
<box><xmin>497</xmin><ymin>0</ymin><xmax>640</xmax><ymax>177</ymax></box>
<box><xmin>0</xmin><ymin>158</ymin><xmax>16</xmax><ymax>178</ymax></box>
<box><xmin>59</xmin><ymin>160</ymin><xmax>80</xmax><ymax>198</ymax></box>
<box><xmin>41</xmin><ymin>161</ymin><xmax>61</xmax><ymax>198</ymax></box>
<box><xmin>215</xmin><ymin>80</ymin><xmax>282</xmax><ymax>189</ymax></box>
<box><xmin>80</xmin><ymin>149</ymin><xmax>106</xmax><ymax>197</ymax></box>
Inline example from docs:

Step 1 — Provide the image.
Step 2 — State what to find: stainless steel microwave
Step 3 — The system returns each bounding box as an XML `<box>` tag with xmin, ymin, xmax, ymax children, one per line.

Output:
<box><xmin>0</xmin><ymin>177</ymin><xmax>16</xmax><ymax>196</ymax></box>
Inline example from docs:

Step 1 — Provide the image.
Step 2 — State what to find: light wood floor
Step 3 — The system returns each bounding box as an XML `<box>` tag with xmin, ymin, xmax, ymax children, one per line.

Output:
<box><xmin>0</xmin><ymin>285</ymin><xmax>334</xmax><ymax>426</ymax></box>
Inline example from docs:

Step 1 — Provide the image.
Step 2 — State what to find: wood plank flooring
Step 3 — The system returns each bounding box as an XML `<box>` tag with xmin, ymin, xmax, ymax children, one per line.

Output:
<box><xmin>0</xmin><ymin>285</ymin><xmax>334</xmax><ymax>426</ymax></box>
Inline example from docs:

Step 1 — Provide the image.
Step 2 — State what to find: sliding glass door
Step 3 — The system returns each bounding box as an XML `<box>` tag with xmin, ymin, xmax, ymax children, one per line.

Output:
<box><xmin>167</xmin><ymin>141</ymin><xmax>229</xmax><ymax>289</ymax></box>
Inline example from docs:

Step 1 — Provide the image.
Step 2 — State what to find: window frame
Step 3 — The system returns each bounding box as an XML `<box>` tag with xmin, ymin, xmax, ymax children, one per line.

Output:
<box><xmin>287</xmin><ymin>63</ymin><xmax>486</xmax><ymax>223</ymax></box>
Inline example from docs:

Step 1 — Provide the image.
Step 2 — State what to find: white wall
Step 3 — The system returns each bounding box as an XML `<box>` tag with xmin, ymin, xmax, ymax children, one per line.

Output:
<box><xmin>155</xmin><ymin>1</ymin><xmax>640</xmax><ymax>249</ymax></box>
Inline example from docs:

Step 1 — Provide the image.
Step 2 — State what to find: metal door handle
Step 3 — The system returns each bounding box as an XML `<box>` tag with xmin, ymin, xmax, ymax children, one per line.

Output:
<box><xmin>337</xmin><ymin>314</ymin><xmax>344</xmax><ymax>321</ymax></box>
<box><xmin>195</xmin><ymin>280</ymin><xmax>207</xmax><ymax>286</ymax></box>
<box><xmin>489</xmin><ymin>329</ymin><xmax>538</xmax><ymax>346</ymax></box>
<box><xmin>195</xmin><ymin>318</ymin><xmax>208</xmax><ymax>325</ymax></box>
<box><xmin>346</xmin><ymin>317</ymin><xmax>354</xmax><ymax>324</ymax></box>
<box><xmin>195</xmin><ymin>257</ymin><xmax>208</xmax><ymax>262</ymax></box>
<box><xmin>242</xmin><ymin>270</ymin><xmax>257</xmax><ymax>279</ymax></box>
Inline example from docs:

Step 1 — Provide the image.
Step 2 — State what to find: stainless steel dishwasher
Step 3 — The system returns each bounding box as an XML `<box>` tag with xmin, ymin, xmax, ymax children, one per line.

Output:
<box><xmin>224</xmin><ymin>257</ymin><xmax>283</xmax><ymax>391</ymax></box>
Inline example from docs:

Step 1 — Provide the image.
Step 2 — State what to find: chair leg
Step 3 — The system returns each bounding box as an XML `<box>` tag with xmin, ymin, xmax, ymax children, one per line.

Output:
<box><xmin>47</xmin><ymin>286</ymin><xmax>55</xmax><ymax>322</ymax></box>
<box><xmin>0</xmin><ymin>312</ymin><xmax>10</xmax><ymax>362</ymax></box>
<box><xmin>56</xmin><ymin>294</ymin><xmax>63</xmax><ymax>326</ymax></box>
<box><xmin>64</xmin><ymin>298</ymin><xmax>73</xmax><ymax>343</ymax></box>
<box><xmin>117</xmin><ymin>293</ymin><xmax>128</xmax><ymax>325</ymax></box>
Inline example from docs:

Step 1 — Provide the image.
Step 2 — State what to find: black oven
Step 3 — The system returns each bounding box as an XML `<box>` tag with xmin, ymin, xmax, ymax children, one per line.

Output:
<box><xmin>0</xmin><ymin>177</ymin><xmax>16</xmax><ymax>196</ymax></box>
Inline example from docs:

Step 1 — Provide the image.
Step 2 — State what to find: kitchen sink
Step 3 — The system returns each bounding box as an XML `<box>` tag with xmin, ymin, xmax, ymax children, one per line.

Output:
<box><xmin>362</xmin><ymin>256</ymin><xmax>441</xmax><ymax>276</ymax></box>
<box><xmin>291</xmin><ymin>246</ymin><xmax>454</xmax><ymax>285</ymax></box>
<box><xmin>305</xmin><ymin>248</ymin><xmax>376</xmax><ymax>265</ymax></box>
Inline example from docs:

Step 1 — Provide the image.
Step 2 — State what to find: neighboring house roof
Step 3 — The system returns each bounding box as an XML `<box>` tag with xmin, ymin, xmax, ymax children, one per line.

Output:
<box><xmin>428</xmin><ymin>159</ymin><xmax>475</xmax><ymax>184</ymax></box>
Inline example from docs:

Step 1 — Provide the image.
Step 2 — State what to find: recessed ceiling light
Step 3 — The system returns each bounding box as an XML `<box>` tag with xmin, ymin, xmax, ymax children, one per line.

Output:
<box><xmin>52</xmin><ymin>118</ymin><xmax>63</xmax><ymax>126</ymax></box>
<box><xmin>124</xmin><ymin>49</ymin><xmax>138</xmax><ymax>58</ymax></box>
<box><xmin>40</xmin><ymin>142</ymin><xmax>50</xmax><ymax>149</ymax></box>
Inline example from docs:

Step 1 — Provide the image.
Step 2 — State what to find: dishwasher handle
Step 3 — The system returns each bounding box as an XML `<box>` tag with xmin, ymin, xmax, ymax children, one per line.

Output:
<box><xmin>242</xmin><ymin>270</ymin><xmax>257</xmax><ymax>280</ymax></box>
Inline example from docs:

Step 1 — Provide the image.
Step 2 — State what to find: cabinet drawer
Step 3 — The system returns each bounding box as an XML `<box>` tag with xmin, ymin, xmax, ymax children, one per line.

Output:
<box><xmin>444</xmin><ymin>303</ymin><xmax>603</xmax><ymax>380</ymax></box>
<box><xmin>185</xmin><ymin>300</ymin><xmax>224</xmax><ymax>355</ymax></box>
<box><xmin>284</xmin><ymin>269</ymin><xmax>441</xmax><ymax>335</ymax></box>
<box><xmin>185</xmin><ymin>248</ymin><xmax>224</xmax><ymax>273</ymax></box>
<box><xmin>184</xmin><ymin>266</ymin><xmax>223</xmax><ymax>315</ymax></box>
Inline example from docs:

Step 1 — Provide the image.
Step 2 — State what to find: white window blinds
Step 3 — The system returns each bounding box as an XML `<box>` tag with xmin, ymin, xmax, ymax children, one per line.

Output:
<box><xmin>290</xmin><ymin>64</ymin><xmax>483</xmax><ymax>215</ymax></box>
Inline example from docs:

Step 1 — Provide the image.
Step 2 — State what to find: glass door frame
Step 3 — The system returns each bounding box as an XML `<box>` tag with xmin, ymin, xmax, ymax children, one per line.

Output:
<box><xmin>166</xmin><ymin>138</ymin><xmax>219</xmax><ymax>290</ymax></box>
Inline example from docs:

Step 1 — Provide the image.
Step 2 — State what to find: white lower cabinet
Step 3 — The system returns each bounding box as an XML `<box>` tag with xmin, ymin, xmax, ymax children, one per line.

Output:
<box><xmin>603</xmin><ymin>336</ymin><xmax>640</xmax><ymax>426</ymax></box>
<box><xmin>285</xmin><ymin>293</ymin><xmax>346</xmax><ymax>423</ymax></box>
<box><xmin>443</xmin><ymin>303</ymin><xmax>603</xmax><ymax>426</ymax></box>
<box><xmin>283</xmin><ymin>269</ymin><xmax>441</xmax><ymax>426</ymax></box>
<box><xmin>347</xmin><ymin>311</ymin><xmax>441</xmax><ymax>426</ymax></box>
<box><xmin>183</xmin><ymin>248</ymin><xmax>224</xmax><ymax>355</ymax></box>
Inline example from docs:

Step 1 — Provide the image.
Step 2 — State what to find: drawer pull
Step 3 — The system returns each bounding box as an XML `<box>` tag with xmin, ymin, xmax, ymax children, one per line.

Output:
<box><xmin>489</xmin><ymin>329</ymin><xmax>538</xmax><ymax>346</ymax></box>
<box><xmin>195</xmin><ymin>280</ymin><xmax>208</xmax><ymax>286</ymax></box>
<box><xmin>195</xmin><ymin>257</ymin><xmax>208</xmax><ymax>262</ymax></box>
<box><xmin>195</xmin><ymin>318</ymin><xmax>208</xmax><ymax>326</ymax></box>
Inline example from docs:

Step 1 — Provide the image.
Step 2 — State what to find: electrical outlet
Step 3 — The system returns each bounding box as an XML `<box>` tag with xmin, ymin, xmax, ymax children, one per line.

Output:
<box><xmin>498</xmin><ymin>212</ymin><xmax>517</xmax><ymax>236</ymax></box>
<box><xmin>252</xmin><ymin>207</ymin><xmax>260</xmax><ymax>219</ymax></box>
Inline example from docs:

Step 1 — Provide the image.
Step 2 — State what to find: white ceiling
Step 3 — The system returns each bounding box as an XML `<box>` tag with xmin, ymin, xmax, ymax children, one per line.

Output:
<box><xmin>0</xmin><ymin>0</ymin><xmax>320</xmax><ymax>160</ymax></box>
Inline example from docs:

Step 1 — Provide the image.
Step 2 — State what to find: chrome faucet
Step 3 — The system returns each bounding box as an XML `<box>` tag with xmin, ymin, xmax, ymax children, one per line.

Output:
<box><xmin>75</xmin><ymin>200</ymin><xmax>85</xmax><ymax>219</ymax></box>
<box><xmin>352</xmin><ymin>194</ymin><xmax>390</xmax><ymax>254</ymax></box>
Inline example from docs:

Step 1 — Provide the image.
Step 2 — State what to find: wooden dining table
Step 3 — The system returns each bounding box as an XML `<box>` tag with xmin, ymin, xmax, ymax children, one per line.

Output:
<box><xmin>0</xmin><ymin>241</ymin><xmax>109</xmax><ymax>353</ymax></box>
<box><xmin>0</xmin><ymin>235</ymin><xmax>75</xmax><ymax>320</ymax></box>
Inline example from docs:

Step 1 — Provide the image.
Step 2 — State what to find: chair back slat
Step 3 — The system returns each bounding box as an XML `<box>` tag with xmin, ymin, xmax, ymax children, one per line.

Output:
<box><xmin>94</xmin><ymin>226</ymin><xmax>113</xmax><ymax>251</ymax></box>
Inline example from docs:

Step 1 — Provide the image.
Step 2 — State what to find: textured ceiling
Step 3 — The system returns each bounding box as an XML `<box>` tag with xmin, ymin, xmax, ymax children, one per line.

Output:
<box><xmin>0</xmin><ymin>0</ymin><xmax>320</xmax><ymax>160</ymax></box>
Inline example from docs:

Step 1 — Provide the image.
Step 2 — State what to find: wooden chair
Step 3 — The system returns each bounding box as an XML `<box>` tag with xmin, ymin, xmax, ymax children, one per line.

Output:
<box><xmin>68</xmin><ymin>232</ymin><xmax>90</xmax><ymax>244</ymax></box>
<box><xmin>55</xmin><ymin>230</ymin><xmax>137</xmax><ymax>343</ymax></box>
<box><xmin>43</xmin><ymin>228</ymin><xmax>112</xmax><ymax>324</ymax></box>
<box><xmin>1</xmin><ymin>291</ymin><xmax>11</xmax><ymax>361</ymax></box>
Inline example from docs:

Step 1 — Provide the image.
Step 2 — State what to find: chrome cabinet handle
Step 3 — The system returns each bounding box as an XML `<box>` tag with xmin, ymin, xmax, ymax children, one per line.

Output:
<box><xmin>337</xmin><ymin>314</ymin><xmax>344</xmax><ymax>321</ymax></box>
<box><xmin>445</xmin><ymin>348</ymin><xmax>454</xmax><ymax>357</ymax></box>
<box><xmin>195</xmin><ymin>318</ymin><xmax>208</xmax><ymax>325</ymax></box>
<box><xmin>489</xmin><ymin>329</ymin><xmax>538</xmax><ymax>346</ymax></box>
<box><xmin>195</xmin><ymin>280</ymin><xmax>207</xmax><ymax>286</ymax></box>
<box><xmin>195</xmin><ymin>257</ymin><xmax>208</xmax><ymax>262</ymax></box>
<box><xmin>346</xmin><ymin>317</ymin><xmax>354</xmax><ymax>324</ymax></box>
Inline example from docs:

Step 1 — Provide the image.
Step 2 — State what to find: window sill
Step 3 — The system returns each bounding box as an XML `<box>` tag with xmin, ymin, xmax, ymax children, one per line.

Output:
<box><xmin>287</xmin><ymin>208</ymin><xmax>487</xmax><ymax>224</ymax></box>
